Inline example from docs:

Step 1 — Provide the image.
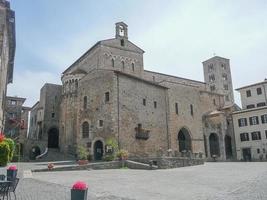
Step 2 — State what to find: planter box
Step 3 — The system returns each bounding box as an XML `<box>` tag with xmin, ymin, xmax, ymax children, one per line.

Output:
<box><xmin>7</xmin><ymin>169</ymin><xmax>17</xmax><ymax>181</ymax></box>
<box><xmin>71</xmin><ymin>189</ymin><xmax>88</xmax><ymax>200</ymax></box>
<box><xmin>78</xmin><ymin>160</ymin><xmax>89</xmax><ymax>165</ymax></box>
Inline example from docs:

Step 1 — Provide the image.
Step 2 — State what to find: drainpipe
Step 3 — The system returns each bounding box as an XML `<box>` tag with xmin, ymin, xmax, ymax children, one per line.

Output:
<box><xmin>116</xmin><ymin>73</ymin><xmax>120</xmax><ymax>149</ymax></box>
<box><xmin>164</xmin><ymin>89</ymin><xmax>170</xmax><ymax>150</ymax></box>
<box><xmin>263</xmin><ymin>82</ymin><xmax>267</xmax><ymax>105</ymax></box>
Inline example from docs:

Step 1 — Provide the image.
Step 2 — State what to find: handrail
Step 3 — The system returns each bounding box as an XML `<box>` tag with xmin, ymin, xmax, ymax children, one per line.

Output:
<box><xmin>36</xmin><ymin>147</ymin><xmax>48</xmax><ymax>160</ymax></box>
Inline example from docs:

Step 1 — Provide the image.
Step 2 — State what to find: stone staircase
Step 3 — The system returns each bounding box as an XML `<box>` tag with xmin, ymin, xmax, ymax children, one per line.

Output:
<box><xmin>36</xmin><ymin>148</ymin><xmax>75</xmax><ymax>162</ymax></box>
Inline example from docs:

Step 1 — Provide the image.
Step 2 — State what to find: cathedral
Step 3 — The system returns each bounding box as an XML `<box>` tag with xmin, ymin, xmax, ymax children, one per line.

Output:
<box><xmin>27</xmin><ymin>22</ymin><xmax>238</xmax><ymax>161</ymax></box>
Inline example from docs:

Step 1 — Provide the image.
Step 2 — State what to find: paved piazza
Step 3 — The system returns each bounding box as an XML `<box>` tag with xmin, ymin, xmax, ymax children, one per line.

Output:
<box><xmin>1</xmin><ymin>162</ymin><xmax>267</xmax><ymax>200</ymax></box>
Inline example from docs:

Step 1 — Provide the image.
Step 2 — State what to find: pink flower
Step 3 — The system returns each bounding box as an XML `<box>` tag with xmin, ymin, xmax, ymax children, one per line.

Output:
<box><xmin>72</xmin><ymin>181</ymin><xmax>88</xmax><ymax>190</ymax></box>
<box><xmin>8</xmin><ymin>165</ymin><xmax>17</xmax><ymax>171</ymax></box>
<box><xmin>0</xmin><ymin>132</ymin><xmax>5</xmax><ymax>143</ymax></box>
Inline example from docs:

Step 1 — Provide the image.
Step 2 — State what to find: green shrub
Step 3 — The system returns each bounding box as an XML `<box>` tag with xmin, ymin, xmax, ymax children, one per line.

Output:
<box><xmin>103</xmin><ymin>154</ymin><xmax>115</xmax><ymax>161</ymax></box>
<box><xmin>116</xmin><ymin>149</ymin><xmax>129</xmax><ymax>160</ymax></box>
<box><xmin>105</xmin><ymin>138</ymin><xmax>119</xmax><ymax>154</ymax></box>
<box><xmin>77</xmin><ymin>146</ymin><xmax>88</xmax><ymax>160</ymax></box>
<box><xmin>0</xmin><ymin>141</ymin><xmax>10</xmax><ymax>166</ymax></box>
<box><xmin>4</xmin><ymin>138</ymin><xmax>15</xmax><ymax>161</ymax></box>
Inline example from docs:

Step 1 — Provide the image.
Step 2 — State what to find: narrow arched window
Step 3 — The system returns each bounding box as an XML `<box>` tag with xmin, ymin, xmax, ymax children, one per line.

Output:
<box><xmin>75</xmin><ymin>80</ymin><xmax>78</xmax><ymax>90</ymax></box>
<box><xmin>82</xmin><ymin>121</ymin><xmax>89</xmax><ymax>138</ymax></box>
<box><xmin>122</xmin><ymin>61</ymin><xmax>125</xmax><ymax>70</ymax></box>
<box><xmin>112</xmin><ymin>59</ymin><xmax>115</xmax><ymax>68</ymax></box>
<box><xmin>83</xmin><ymin>96</ymin><xmax>87</xmax><ymax>109</ymax></box>
<box><xmin>132</xmin><ymin>63</ymin><xmax>135</xmax><ymax>71</ymax></box>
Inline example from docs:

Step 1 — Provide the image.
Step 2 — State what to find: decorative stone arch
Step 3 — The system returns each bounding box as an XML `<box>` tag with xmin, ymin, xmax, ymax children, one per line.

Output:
<box><xmin>177</xmin><ymin>127</ymin><xmax>192</xmax><ymax>152</ymax></box>
<box><xmin>48</xmin><ymin>126</ymin><xmax>59</xmax><ymax>148</ymax></box>
<box><xmin>30</xmin><ymin>146</ymin><xmax>41</xmax><ymax>160</ymax></box>
<box><xmin>209</xmin><ymin>133</ymin><xmax>220</xmax><ymax>157</ymax></box>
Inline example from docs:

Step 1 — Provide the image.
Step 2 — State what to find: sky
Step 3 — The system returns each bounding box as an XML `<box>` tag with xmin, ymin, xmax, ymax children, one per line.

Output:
<box><xmin>7</xmin><ymin>0</ymin><xmax>267</xmax><ymax>107</ymax></box>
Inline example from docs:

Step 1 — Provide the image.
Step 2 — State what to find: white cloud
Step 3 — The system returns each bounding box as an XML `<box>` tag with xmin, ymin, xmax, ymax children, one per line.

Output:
<box><xmin>7</xmin><ymin>70</ymin><xmax>61</xmax><ymax>107</ymax></box>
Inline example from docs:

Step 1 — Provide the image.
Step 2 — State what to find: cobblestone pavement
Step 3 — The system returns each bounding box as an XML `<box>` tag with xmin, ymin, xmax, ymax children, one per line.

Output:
<box><xmin>1</xmin><ymin>162</ymin><xmax>267</xmax><ymax>199</ymax></box>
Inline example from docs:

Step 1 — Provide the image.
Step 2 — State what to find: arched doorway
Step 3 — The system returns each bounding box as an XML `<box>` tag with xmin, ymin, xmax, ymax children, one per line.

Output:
<box><xmin>30</xmin><ymin>146</ymin><xmax>41</xmax><ymax>160</ymax></box>
<box><xmin>178</xmin><ymin>128</ymin><xmax>192</xmax><ymax>152</ymax></box>
<box><xmin>48</xmin><ymin>127</ymin><xmax>59</xmax><ymax>148</ymax></box>
<box><xmin>225</xmin><ymin>135</ymin><xmax>233</xmax><ymax>159</ymax></box>
<box><xmin>209</xmin><ymin>133</ymin><xmax>220</xmax><ymax>157</ymax></box>
<box><xmin>94</xmin><ymin>140</ymin><xmax>103</xmax><ymax>161</ymax></box>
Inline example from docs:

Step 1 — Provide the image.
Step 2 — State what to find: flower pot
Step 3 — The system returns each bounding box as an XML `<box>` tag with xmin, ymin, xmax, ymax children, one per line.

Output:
<box><xmin>77</xmin><ymin>160</ymin><xmax>88</xmax><ymax>165</ymax></box>
<box><xmin>71</xmin><ymin>189</ymin><xmax>88</xmax><ymax>200</ymax></box>
<box><xmin>7</xmin><ymin>169</ymin><xmax>17</xmax><ymax>181</ymax></box>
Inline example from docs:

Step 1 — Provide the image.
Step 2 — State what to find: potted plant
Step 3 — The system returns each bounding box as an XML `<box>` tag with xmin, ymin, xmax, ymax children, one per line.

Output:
<box><xmin>47</xmin><ymin>163</ymin><xmax>54</xmax><ymax>170</ymax></box>
<box><xmin>7</xmin><ymin>165</ymin><xmax>17</xmax><ymax>181</ymax></box>
<box><xmin>116</xmin><ymin>149</ymin><xmax>128</xmax><ymax>161</ymax></box>
<box><xmin>71</xmin><ymin>181</ymin><xmax>88</xmax><ymax>200</ymax></box>
<box><xmin>77</xmin><ymin>146</ymin><xmax>89</xmax><ymax>165</ymax></box>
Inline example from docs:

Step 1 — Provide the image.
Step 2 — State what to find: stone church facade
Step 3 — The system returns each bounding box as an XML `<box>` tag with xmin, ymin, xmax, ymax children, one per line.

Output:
<box><xmin>28</xmin><ymin>22</ymin><xmax>237</xmax><ymax>161</ymax></box>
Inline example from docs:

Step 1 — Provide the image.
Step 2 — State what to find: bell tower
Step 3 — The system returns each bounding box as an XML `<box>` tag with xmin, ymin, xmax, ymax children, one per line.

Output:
<box><xmin>115</xmin><ymin>22</ymin><xmax>128</xmax><ymax>40</ymax></box>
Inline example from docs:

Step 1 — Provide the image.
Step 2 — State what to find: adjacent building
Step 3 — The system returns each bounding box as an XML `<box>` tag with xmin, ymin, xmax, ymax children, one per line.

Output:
<box><xmin>233</xmin><ymin>79</ymin><xmax>267</xmax><ymax>160</ymax></box>
<box><xmin>26</xmin><ymin>83</ymin><xmax>62</xmax><ymax>159</ymax></box>
<box><xmin>0</xmin><ymin>0</ymin><xmax>15</xmax><ymax>131</ymax></box>
<box><xmin>27</xmin><ymin>22</ymin><xmax>237</xmax><ymax>161</ymax></box>
<box><xmin>4</xmin><ymin>96</ymin><xmax>30</xmax><ymax>158</ymax></box>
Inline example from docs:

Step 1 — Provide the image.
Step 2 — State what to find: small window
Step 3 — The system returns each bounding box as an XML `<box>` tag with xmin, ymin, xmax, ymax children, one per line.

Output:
<box><xmin>132</xmin><ymin>63</ymin><xmax>135</xmax><ymax>71</ymax></box>
<box><xmin>122</xmin><ymin>61</ymin><xmax>125</xmax><ymax>70</ymax></box>
<box><xmin>240</xmin><ymin>133</ymin><xmax>249</xmax><ymax>141</ymax></box>
<box><xmin>238</xmin><ymin>118</ymin><xmax>247</xmax><ymax>127</ymax></box>
<box><xmin>265</xmin><ymin>130</ymin><xmax>267</xmax><ymax>139</ymax></box>
<box><xmin>257</xmin><ymin>149</ymin><xmax>260</xmax><ymax>154</ymax></box>
<box><xmin>249</xmin><ymin>116</ymin><xmax>259</xmax><ymax>125</ymax></box>
<box><xmin>261</xmin><ymin>114</ymin><xmax>267</xmax><ymax>124</ymax></box>
<box><xmin>221</xmin><ymin>64</ymin><xmax>226</xmax><ymax>70</ymax></box>
<box><xmin>225</xmin><ymin>95</ymin><xmax>230</xmax><ymax>101</ymax></box>
<box><xmin>210</xmin><ymin>85</ymin><xmax>216</xmax><ymax>91</ymax></box>
<box><xmin>257</xmin><ymin>87</ymin><xmax>262</xmax><ymax>95</ymax></box>
<box><xmin>246</xmin><ymin>90</ymin><xmax>251</xmax><ymax>97</ymax></box>
<box><xmin>222</xmin><ymin>74</ymin><xmax>228</xmax><ymax>80</ymax></box>
<box><xmin>246</xmin><ymin>104</ymin><xmax>255</xmax><ymax>109</ymax></box>
<box><xmin>154</xmin><ymin>101</ymin><xmax>157</xmax><ymax>109</ymax></box>
<box><xmin>251</xmin><ymin>131</ymin><xmax>261</xmax><ymax>140</ymax></box>
<box><xmin>190</xmin><ymin>104</ymin><xmax>193</xmax><ymax>116</ymax></box>
<box><xmin>209</xmin><ymin>74</ymin><xmax>215</xmax><ymax>82</ymax></box>
<box><xmin>112</xmin><ymin>59</ymin><xmax>115</xmax><ymax>68</ymax></box>
<box><xmin>83</xmin><ymin>96</ymin><xmax>87</xmax><ymax>109</ymax></box>
<box><xmin>10</xmin><ymin>100</ymin><xmax>16</xmax><ymax>105</ymax></box>
<box><xmin>143</xmin><ymin>98</ymin><xmax>146</xmax><ymax>106</ymax></box>
<box><xmin>263</xmin><ymin>148</ymin><xmax>266</xmax><ymax>153</ymax></box>
<box><xmin>51</xmin><ymin>113</ymin><xmax>55</xmax><ymax>118</ymax></box>
<box><xmin>213</xmin><ymin>99</ymin><xmax>216</xmax><ymax>105</ymax></box>
<box><xmin>257</xmin><ymin>102</ymin><xmax>266</xmax><ymax>107</ymax></box>
<box><xmin>208</xmin><ymin>64</ymin><xmax>214</xmax><ymax>72</ymax></box>
<box><xmin>105</xmin><ymin>92</ymin><xmax>110</xmax><ymax>102</ymax></box>
<box><xmin>120</xmin><ymin>39</ymin><xmax>125</xmax><ymax>46</ymax></box>
<box><xmin>223</xmin><ymin>84</ymin><xmax>229</xmax><ymax>90</ymax></box>
<box><xmin>152</xmin><ymin>76</ymin><xmax>155</xmax><ymax>82</ymax></box>
<box><xmin>99</xmin><ymin>120</ymin><xmax>103</xmax><ymax>127</ymax></box>
<box><xmin>175</xmin><ymin>103</ymin><xmax>179</xmax><ymax>115</ymax></box>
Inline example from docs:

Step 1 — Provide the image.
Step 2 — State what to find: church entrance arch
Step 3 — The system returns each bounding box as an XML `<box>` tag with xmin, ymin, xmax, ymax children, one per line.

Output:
<box><xmin>224</xmin><ymin>135</ymin><xmax>233</xmax><ymax>159</ymax></box>
<box><xmin>94</xmin><ymin>140</ymin><xmax>103</xmax><ymax>161</ymax></box>
<box><xmin>48</xmin><ymin>127</ymin><xmax>59</xmax><ymax>148</ymax></box>
<box><xmin>178</xmin><ymin>128</ymin><xmax>192</xmax><ymax>152</ymax></box>
<box><xmin>209</xmin><ymin>133</ymin><xmax>220</xmax><ymax>157</ymax></box>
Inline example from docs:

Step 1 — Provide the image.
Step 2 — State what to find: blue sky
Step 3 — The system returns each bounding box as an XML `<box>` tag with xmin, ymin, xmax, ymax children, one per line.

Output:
<box><xmin>7</xmin><ymin>0</ymin><xmax>267</xmax><ymax>106</ymax></box>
